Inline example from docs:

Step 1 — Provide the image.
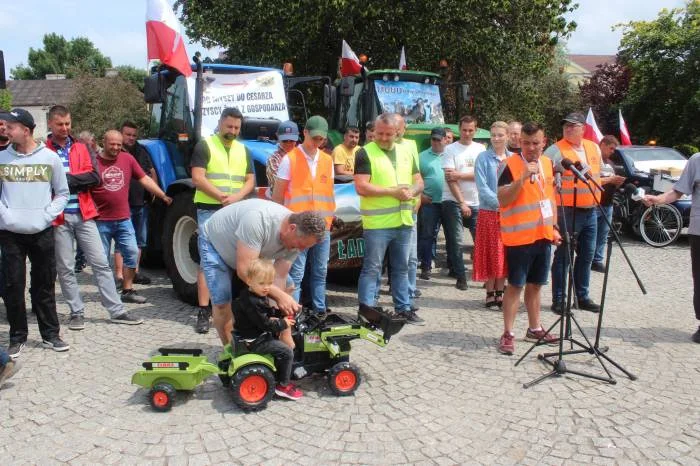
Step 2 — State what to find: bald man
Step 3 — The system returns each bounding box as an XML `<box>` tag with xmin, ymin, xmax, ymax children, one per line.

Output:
<box><xmin>91</xmin><ymin>130</ymin><xmax>172</xmax><ymax>304</ymax></box>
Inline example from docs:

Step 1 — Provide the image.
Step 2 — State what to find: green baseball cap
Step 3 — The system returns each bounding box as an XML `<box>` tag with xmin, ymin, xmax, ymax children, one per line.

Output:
<box><xmin>306</xmin><ymin>115</ymin><xmax>328</xmax><ymax>138</ymax></box>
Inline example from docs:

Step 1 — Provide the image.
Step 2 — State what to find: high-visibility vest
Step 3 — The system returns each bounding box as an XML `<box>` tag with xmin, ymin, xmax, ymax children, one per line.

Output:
<box><xmin>359</xmin><ymin>142</ymin><xmax>414</xmax><ymax>230</ymax></box>
<box><xmin>499</xmin><ymin>155</ymin><xmax>556</xmax><ymax>246</ymax></box>
<box><xmin>397</xmin><ymin>138</ymin><xmax>421</xmax><ymax>210</ymax></box>
<box><xmin>284</xmin><ymin>146</ymin><xmax>336</xmax><ymax>229</ymax></box>
<box><xmin>556</xmin><ymin>139</ymin><xmax>601</xmax><ymax>208</ymax></box>
<box><xmin>193</xmin><ymin>135</ymin><xmax>247</xmax><ymax>205</ymax></box>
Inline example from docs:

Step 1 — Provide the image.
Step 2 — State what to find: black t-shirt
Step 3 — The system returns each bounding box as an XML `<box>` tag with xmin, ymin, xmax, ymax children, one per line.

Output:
<box><xmin>126</xmin><ymin>143</ymin><xmax>154</xmax><ymax>207</ymax></box>
<box><xmin>190</xmin><ymin>138</ymin><xmax>254</xmax><ymax>209</ymax></box>
<box><xmin>354</xmin><ymin>146</ymin><xmax>419</xmax><ymax>176</ymax></box>
<box><xmin>232</xmin><ymin>288</ymin><xmax>288</xmax><ymax>340</ymax></box>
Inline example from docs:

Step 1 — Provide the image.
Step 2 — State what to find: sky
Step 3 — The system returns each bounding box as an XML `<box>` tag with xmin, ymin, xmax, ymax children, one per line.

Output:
<box><xmin>0</xmin><ymin>0</ymin><xmax>689</xmax><ymax>77</ymax></box>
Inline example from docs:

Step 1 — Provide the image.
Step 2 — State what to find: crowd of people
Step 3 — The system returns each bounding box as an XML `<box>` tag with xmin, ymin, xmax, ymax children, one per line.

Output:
<box><xmin>1</xmin><ymin>103</ymin><xmax>699</xmax><ymax>396</ymax></box>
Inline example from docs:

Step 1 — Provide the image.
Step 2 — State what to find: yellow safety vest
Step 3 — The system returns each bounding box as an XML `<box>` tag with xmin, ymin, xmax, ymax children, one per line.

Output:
<box><xmin>359</xmin><ymin>142</ymin><xmax>414</xmax><ymax>230</ymax></box>
<box><xmin>396</xmin><ymin>138</ymin><xmax>420</xmax><ymax>210</ymax></box>
<box><xmin>193</xmin><ymin>135</ymin><xmax>248</xmax><ymax>205</ymax></box>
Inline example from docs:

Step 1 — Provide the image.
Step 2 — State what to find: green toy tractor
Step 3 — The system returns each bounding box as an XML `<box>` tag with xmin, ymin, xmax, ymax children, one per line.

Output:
<box><xmin>132</xmin><ymin>306</ymin><xmax>405</xmax><ymax>411</ymax></box>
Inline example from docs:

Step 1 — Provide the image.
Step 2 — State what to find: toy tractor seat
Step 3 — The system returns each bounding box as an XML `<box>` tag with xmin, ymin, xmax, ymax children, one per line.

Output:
<box><xmin>231</xmin><ymin>331</ymin><xmax>274</xmax><ymax>357</ymax></box>
<box><xmin>358</xmin><ymin>306</ymin><xmax>406</xmax><ymax>341</ymax></box>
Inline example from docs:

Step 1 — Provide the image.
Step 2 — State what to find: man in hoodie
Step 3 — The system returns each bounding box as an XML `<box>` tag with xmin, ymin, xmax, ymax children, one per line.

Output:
<box><xmin>45</xmin><ymin>106</ymin><xmax>143</xmax><ymax>330</ymax></box>
<box><xmin>0</xmin><ymin>108</ymin><xmax>70</xmax><ymax>358</ymax></box>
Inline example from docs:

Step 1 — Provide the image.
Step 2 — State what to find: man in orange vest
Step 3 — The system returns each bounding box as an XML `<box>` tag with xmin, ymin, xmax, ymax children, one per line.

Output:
<box><xmin>272</xmin><ymin>116</ymin><xmax>335</xmax><ymax>314</ymax></box>
<box><xmin>496</xmin><ymin>122</ymin><xmax>562</xmax><ymax>355</ymax></box>
<box><xmin>544</xmin><ymin>112</ymin><xmax>603</xmax><ymax>314</ymax></box>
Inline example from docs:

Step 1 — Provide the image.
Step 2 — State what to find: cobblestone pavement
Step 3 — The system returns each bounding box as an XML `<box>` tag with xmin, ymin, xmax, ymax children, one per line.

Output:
<box><xmin>1</xmin><ymin>235</ymin><xmax>699</xmax><ymax>465</ymax></box>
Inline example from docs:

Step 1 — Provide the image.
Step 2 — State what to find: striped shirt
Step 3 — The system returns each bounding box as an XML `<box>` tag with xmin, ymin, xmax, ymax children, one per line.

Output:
<box><xmin>54</xmin><ymin>138</ymin><xmax>80</xmax><ymax>214</ymax></box>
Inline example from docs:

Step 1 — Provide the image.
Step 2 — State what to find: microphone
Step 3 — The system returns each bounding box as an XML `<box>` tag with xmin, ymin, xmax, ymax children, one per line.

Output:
<box><xmin>560</xmin><ymin>158</ymin><xmax>588</xmax><ymax>183</ymax></box>
<box><xmin>624</xmin><ymin>183</ymin><xmax>645</xmax><ymax>201</ymax></box>
<box><xmin>553</xmin><ymin>162</ymin><xmax>564</xmax><ymax>191</ymax></box>
<box><xmin>530</xmin><ymin>172</ymin><xmax>536</xmax><ymax>184</ymax></box>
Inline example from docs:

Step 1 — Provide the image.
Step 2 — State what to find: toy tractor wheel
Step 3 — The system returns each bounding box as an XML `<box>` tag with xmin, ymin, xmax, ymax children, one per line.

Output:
<box><xmin>328</xmin><ymin>362</ymin><xmax>361</xmax><ymax>396</ymax></box>
<box><xmin>150</xmin><ymin>383</ymin><xmax>176</xmax><ymax>412</ymax></box>
<box><xmin>231</xmin><ymin>364</ymin><xmax>275</xmax><ymax>411</ymax></box>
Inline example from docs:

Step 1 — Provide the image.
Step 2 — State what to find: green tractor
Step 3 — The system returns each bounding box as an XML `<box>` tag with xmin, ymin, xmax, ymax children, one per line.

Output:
<box><xmin>132</xmin><ymin>306</ymin><xmax>405</xmax><ymax>411</ymax></box>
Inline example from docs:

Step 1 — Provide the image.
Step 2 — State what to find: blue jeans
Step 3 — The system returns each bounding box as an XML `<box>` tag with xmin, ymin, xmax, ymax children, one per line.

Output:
<box><xmin>594</xmin><ymin>205</ymin><xmax>613</xmax><ymax>264</ymax></box>
<box><xmin>0</xmin><ymin>347</ymin><xmax>9</xmax><ymax>366</ymax></box>
<box><xmin>441</xmin><ymin>201</ymin><xmax>465</xmax><ymax>279</ymax></box>
<box><xmin>130</xmin><ymin>205</ymin><xmax>148</xmax><ymax>248</ymax></box>
<box><xmin>408</xmin><ymin>215</ymin><xmax>418</xmax><ymax>300</ymax></box>
<box><xmin>96</xmin><ymin>219</ymin><xmax>140</xmax><ymax>269</ymax></box>
<box><xmin>551</xmin><ymin>207</ymin><xmax>598</xmax><ymax>302</ymax></box>
<box><xmin>418</xmin><ymin>203</ymin><xmax>442</xmax><ymax>271</ymax></box>
<box><xmin>289</xmin><ymin>231</ymin><xmax>330</xmax><ymax>312</ymax></box>
<box><xmin>359</xmin><ymin>227</ymin><xmax>412</xmax><ymax>313</ymax></box>
<box><xmin>462</xmin><ymin>206</ymin><xmax>479</xmax><ymax>244</ymax></box>
<box><xmin>199</xmin><ymin>234</ymin><xmax>237</xmax><ymax>305</ymax></box>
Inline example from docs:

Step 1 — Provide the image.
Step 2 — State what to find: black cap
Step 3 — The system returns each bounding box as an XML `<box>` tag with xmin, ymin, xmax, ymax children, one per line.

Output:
<box><xmin>561</xmin><ymin>112</ymin><xmax>585</xmax><ymax>126</ymax></box>
<box><xmin>430</xmin><ymin>127</ymin><xmax>446</xmax><ymax>139</ymax></box>
<box><xmin>0</xmin><ymin>108</ymin><xmax>35</xmax><ymax>130</ymax></box>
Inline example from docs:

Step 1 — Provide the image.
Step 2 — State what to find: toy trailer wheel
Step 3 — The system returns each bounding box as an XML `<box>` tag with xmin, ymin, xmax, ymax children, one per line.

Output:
<box><xmin>328</xmin><ymin>362</ymin><xmax>361</xmax><ymax>396</ymax></box>
<box><xmin>231</xmin><ymin>365</ymin><xmax>275</xmax><ymax>411</ymax></box>
<box><xmin>150</xmin><ymin>383</ymin><xmax>176</xmax><ymax>412</ymax></box>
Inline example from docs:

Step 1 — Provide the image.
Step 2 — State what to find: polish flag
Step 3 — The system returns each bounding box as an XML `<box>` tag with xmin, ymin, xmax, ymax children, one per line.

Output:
<box><xmin>619</xmin><ymin>109</ymin><xmax>632</xmax><ymax>145</ymax></box>
<box><xmin>399</xmin><ymin>46</ymin><xmax>407</xmax><ymax>70</ymax></box>
<box><xmin>146</xmin><ymin>0</ymin><xmax>192</xmax><ymax>77</ymax></box>
<box><xmin>341</xmin><ymin>40</ymin><xmax>362</xmax><ymax>77</ymax></box>
<box><xmin>583</xmin><ymin>107</ymin><xmax>603</xmax><ymax>144</ymax></box>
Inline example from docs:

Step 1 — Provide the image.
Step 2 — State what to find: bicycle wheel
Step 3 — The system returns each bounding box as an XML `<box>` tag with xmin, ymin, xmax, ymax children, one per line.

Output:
<box><xmin>639</xmin><ymin>204</ymin><xmax>682</xmax><ymax>247</ymax></box>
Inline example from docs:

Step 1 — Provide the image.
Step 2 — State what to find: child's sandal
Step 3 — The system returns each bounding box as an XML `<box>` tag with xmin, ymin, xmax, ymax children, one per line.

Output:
<box><xmin>495</xmin><ymin>290</ymin><xmax>504</xmax><ymax>308</ymax></box>
<box><xmin>485</xmin><ymin>291</ymin><xmax>497</xmax><ymax>309</ymax></box>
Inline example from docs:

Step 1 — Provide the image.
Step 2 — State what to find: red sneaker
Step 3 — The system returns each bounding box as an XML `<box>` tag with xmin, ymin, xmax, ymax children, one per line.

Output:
<box><xmin>525</xmin><ymin>327</ymin><xmax>558</xmax><ymax>345</ymax></box>
<box><xmin>498</xmin><ymin>332</ymin><xmax>515</xmax><ymax>355</ymax></box>
<box><xmin>275</xmin><ymin>383</ymin><xmax>303</xmax><ymax>400</ymax></box>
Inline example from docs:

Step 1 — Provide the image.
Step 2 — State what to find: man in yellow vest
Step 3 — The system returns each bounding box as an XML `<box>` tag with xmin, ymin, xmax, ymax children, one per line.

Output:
<box><xmin>272</xmin><ymin>115</ymin><xmax>335</xmax><ymax>314</ymax></box>
<box><xmin>497</xmin><ymin>122</ymin><xmax>562</xmax><ymax>355</ymax></box>
<box><xmin>191</xmin><ymin>107</ymin><xmax>255</xmax><ymax>334</ymax></box>
<box><xmin>354</xmin><ymin>113</ymin><xmax>424</xmax><ymax>325</ymax></box>
<box><xmin>544</xmin><ymin>112</ymin><xmax>603</xmax><ymax>314</ymax></box>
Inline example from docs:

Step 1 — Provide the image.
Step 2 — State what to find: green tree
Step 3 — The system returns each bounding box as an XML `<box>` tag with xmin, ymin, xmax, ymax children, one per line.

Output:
<box><xmin>617</xmin><ymin>2</ymin><xmax>700</xmax><ymax>146</ymax></box>
<box><xmin>69</xmin><ymin>74</ymin><xmax>149</xmax><ymax>142</ymax></box>
<box><xmin>579</xmin><ymin>62</ymin><xmax>630</xmax><ymax>134</ymax></box>
<box><xmin>174</xmin><ymin>0</ymin><xmax>577</xmax><ymax>126</ymax></box>
<box><xmin>11</xmin><ymin>33</ymin><xmax>112</xmax><ymax>79</ymax></box>
<box><xmin>0</xmin><ymin>89</ymin><xmax>11</xmax><ymax>111</ymax></box>
<box><xmin>115</xmin><ymin>65</ymin><xmax>149</xmax><ymax>92</ymax></box>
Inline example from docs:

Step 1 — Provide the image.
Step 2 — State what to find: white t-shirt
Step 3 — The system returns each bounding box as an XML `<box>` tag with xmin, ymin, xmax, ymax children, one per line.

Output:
<box><xmin>441</xmin><ymin>140</ymin><xmax>486</xmax><ymax>205</ymax></box>
<box><xmin>276</xmin><ymin>146</ymin><xmax>334</xmax><ymax>195</ymax></box>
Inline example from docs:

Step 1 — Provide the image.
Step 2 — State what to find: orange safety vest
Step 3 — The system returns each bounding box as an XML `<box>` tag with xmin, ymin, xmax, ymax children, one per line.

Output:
<box><xmin>284</xmin><ymin>146</ymin><xmax>336</xmax><ymax>229</ymax></box>
<box><xmin>499</xmin><ymin>155</ymin><xmax>556</xmax><ymax>247</ymax></box>
<box><xmin>556</xmin><ymin>139</ymin><xmax>601</xmax><ymax>208</ymax></box>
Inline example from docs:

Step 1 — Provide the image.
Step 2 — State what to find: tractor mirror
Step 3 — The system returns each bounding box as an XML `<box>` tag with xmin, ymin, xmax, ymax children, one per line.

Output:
<box><xmin>460</xmin><ymin>83</ymin><xmax>470</xmax><ymax>101</ymax></box>
<box><xmin>144</xmin><ymin>75</ymin><xmax>166</xmax><ymax>104</ymax></box>
<box><xmin>340</xmin><ymin>77</ymin><xmax>355</xmax><ymax>97</ymax></box>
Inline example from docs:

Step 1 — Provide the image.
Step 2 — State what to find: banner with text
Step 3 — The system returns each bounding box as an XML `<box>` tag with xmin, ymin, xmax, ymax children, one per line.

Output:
<box><xmin>187</xmin><ymin>71</ymin><xmax>289</xmax><ymax>137</ymax></box>
<box><xmin>375</xmin><ymin>81</ymin><xmax>444</xmax><ymax>125</ymax></box>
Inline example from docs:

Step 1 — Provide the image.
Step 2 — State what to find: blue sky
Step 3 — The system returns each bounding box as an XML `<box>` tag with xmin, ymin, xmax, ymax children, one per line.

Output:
<box><xmin>0</xmin><ymin>0</ymin><xmax>688</xmax><ymax>77</ymax></box>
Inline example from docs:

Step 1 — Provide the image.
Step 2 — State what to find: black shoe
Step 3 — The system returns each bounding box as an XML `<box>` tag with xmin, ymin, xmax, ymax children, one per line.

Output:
<box><xmin>404</xmin><ymin>311</ymin><xmax>425</xmax><ymax>326</ymax></box>
<box><xmin>7</xmin><ymin>342</ymin><xmax>25</xmax><ymax>359</ymax></box>
<box><xmin>693</xmin><ymin>327</ymin><xmax>700</xmax><ymax>344</ymax></box>
<box><xmin>133</xmin><ymin>273</ymin><xmax>152</xmax><ymax>285</ymax></box>
<box><xmin>115</xmin><ymin>278</ymin><xmax>123</xmax><ymax>291</ymax></box>
<box><xmin>551</xmin><ymin>301</ymin><xmax>565</xmax><ymax>315</ymax></box>
<box><xmin>195</xmin><ymin>307</ymin><xmax>211</xmax><ymax>334</ymax></box>
<box><xmin>74</xmin><ymin>260</ymin><xmax>86</xmax><ymax>274</ymax></box>
<box><xmin>455</xmin><ymin>278</ymin><xmax>468</xmax><ymax>290</ymax></box>
<box><xmin>0</xmin><ymin>359</ymin><xmax>21</xmax><ymax>387</ymax></box>
<box><xmin>121</xmin><ymin>289</ymin><xmax>147</xmax><ymax>304</ymax></box>
<box><xmin>42</xmin><ymin>337</ymin><xmax>70</xmax><ymax>352</ymax></box>
<box><xmin>410</xmin><ymin>305</ymin><xmax>419</xmax><ymax>313</ymax></box>
<box><xmin>591</xmin><ymin>262</ymin><xmax>606</xmax><ymax>273</ymax></box>
<box><xmin>577</xmin><ymin>299</ymin><xmax>600</xmax><ymax>313</ymax></box>
<box><xmin>419</xmin><ymin>269</ymin><xmax>431</xmax><ymax>280</ymax></box>
<box><xmin>68</xmin><ymin>315</ymin><xmax>85</xmax><ymax>331</ymax></box>
<box><xmin>111</xmin><ymin>313</ymin><xmax>144</xmax><ymax>325</ymax></box>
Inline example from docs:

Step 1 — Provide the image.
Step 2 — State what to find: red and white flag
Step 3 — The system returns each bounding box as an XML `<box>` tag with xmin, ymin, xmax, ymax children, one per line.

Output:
<box><xmin>619</xmin><ymin>109</ymin><xmax>632</xmax><ymax>145</ymax></box>
<box><xmin>399</xmin><ymin>46</ymin><xmax>407</xmax><ymax>70</ymax></box>
<box><xmin>583</xmin><ymin>107</ymin><xmax>603</xmax><ymax>144</ymax></box>
<box><xmin>146</xmin><ymin>0</ymin><xmax>192</xmax><ymax>77</ymax></box>
<box><xmin>340</xmin><ymin>40</ymin><xmax>362</xmax><ymax>77</ymax></box>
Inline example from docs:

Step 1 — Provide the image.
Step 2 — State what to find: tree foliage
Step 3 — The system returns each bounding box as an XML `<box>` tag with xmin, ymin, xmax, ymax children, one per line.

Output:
<box><xmin>174</xmin><ymin>0</ymin><xmax>578</xmax><ymax>130</ymax></box>
<box><xmin>0</xmin><ymin>89</ymin><xmax>11</xmax><ymax>111</ymax></box>
<box><xmin>11</xmin><ymin>33</ymin><xmax>112</xmax><ymax>80</ymax></box>
<box><xmin>115</xmin><ymin>65</ymin><xmax>149</xmax><ymax>92</ymax></box>
<box><xmin>617</xmin><ymin>2</ymin><xmax>700</xmax><ymax>147</ymax></box>
<box><xmin>579</xmin><ymin>62</ymin><xmax>631</xmax><ymax>134</ymax></box>
<box><xmin>69</xmin><ymin>74</ymin><xmax>148</xmax><ymax>143</ymax></box>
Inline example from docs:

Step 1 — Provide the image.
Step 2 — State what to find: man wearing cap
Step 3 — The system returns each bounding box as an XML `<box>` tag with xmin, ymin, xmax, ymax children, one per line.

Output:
<box><xmin>266</xmin><ymin>120</ymin><xmax>299</xmax><ymax>195</ymax></box>
<box><xmin>191</xmin><ymin>107</ymin><xmax>255</xmax><ymax>333</ymax></box>
<box><xmin>545</xmin><ymin>112</ymin><xmax>604</xmax><ymax>314</ymax></box>
<box><xmin>354</xmin><ymin>113</ymin><xmax>424</xmax><ymax>325</ymax></box>
<box><xmin>418</xmin><ymin>127</ymin><xmax>447</xmax><ymax>280</ymax></box>
<box><xmin>272</xmin><ymin>116</ymin><xmax>335</xmax><ymax>314</ymax></box>
<box><xmin>0</xmin><ymin>108</ymin><xmax>70</xmax><ymax>357</ymax></box>
<box><xmin>332</xmin><ymin>126</ymin><xmax>361</xmax><ymax>177</ymax></box>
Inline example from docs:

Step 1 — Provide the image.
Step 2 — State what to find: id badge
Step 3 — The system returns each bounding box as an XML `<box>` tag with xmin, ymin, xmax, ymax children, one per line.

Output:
<box><xmin>539</xmin><ymin>200</ymin><xmax>553</xmax><ymax>219</ymax></box>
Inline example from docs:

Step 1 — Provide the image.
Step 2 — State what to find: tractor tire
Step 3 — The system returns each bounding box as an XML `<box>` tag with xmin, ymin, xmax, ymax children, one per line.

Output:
<box><xmin>231</xmin><ymin>364</ymin><xmax>275</xmax><ymax>411</ymax></box>
<box><xmin>150</xmin><ymin>383</ymin><xmax>176</xmax><ymax>412</ymax></box>
<box><xmin>163</xmin><ymin>191</ymin><xmax>199</xmax><ymax>305</ymax></box>
<box><xmin>328</xmin><ymin>362</ymin><xmax>361</xmax><ymax>396</ymax></box>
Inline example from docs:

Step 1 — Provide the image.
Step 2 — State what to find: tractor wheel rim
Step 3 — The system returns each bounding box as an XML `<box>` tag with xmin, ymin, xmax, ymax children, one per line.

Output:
<box><xmin>153</xmin><ymin>391</ymin><xmax>169</xmax><ymax>407</ymax></box>
<box><xmin>240</xmin><ymin>375</ymin><xmax>268</xmax><ymax>403</ymax></box>
<box><xmin>335</xmin><ymin>370</ymin><xmax>357</xmax><ymax>391</ymax></box>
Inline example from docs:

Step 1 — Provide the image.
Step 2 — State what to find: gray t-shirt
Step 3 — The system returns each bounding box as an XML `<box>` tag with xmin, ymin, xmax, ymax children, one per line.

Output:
<box><xmin>673</xmin><ymin>153</ymin><xmax>700</xmax><ymax>235</ymax></box>
<box><xmin>202</xmin><ymin>198</ymin><xmax>299</xmax><ymax>268</ymax></box>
